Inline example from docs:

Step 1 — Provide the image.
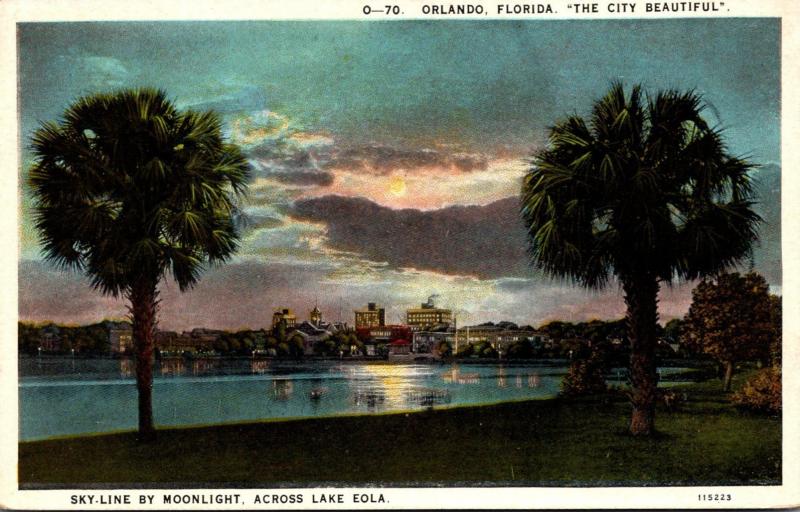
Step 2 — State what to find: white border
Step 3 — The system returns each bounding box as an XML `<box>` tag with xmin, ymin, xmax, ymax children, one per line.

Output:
<box><xmin>1</xmin><ymin>0</ymin><xmax>798</xmax><ymax>509</ymax></box>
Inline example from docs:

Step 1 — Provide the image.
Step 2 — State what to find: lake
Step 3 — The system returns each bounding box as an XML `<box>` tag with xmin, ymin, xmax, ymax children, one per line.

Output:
<box><xmin>18</xmin><ymin>356</ymin><xmax>692</xmax><ymax>441</ymax></box>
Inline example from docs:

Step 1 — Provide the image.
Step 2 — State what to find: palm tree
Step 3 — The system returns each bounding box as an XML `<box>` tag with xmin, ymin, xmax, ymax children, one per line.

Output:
<box><xmin>521</xmin><ymin>82</ymin><xmax>760</xmax><ymax>435</ymax></box>
<box><xmin>28</xmin><ymin>88</ymin><xmax>250</xmax><ymax>440</ymax></box>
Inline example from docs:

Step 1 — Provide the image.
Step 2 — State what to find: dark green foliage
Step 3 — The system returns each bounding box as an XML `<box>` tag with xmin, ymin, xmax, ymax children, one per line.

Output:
<box><xmin>455</xmin><ymin>341</ymin><xmax>498</xmax><ymax>359</ymax></box>
<box><xmin>289</xmin><ymin>335</ymin><xmax>305</xmax><ymax>358</ymax></box>
<box><xmin>18</xmin><ymin>321</ymin><xmax>116</xmax><ymax>355</ymax></box>
<box><xmin>313</xmin><ymin>337</ymin><xmax>338</xmax><ymax>356</ymax></box>
<box><xmin>435</xmin><ymin>340</ymin><xmax>452</xmax><ymax>358</ymax></box>
<box><xmin>28</xmin><ymin>88</ymin><xmax>250</xmax><ymax>295</ymax></box>
<box><xmin>18</xmin><ymin>323</ymin><xmax>41</xmax><ymax>355</ymax></box>
<box><xmin>211</xmin><ymin>330</ymin><xmax>259</xmax><ymax>355</ymax></box>
<box><xmin>505</xmin><ymin>339</ymin><xmax>536</xmax><ymax>359</ymax></box>
<box><xmin>521</xmin><ymin>83</ymin><xmax>760</xmax><ymax>289</ymax></box>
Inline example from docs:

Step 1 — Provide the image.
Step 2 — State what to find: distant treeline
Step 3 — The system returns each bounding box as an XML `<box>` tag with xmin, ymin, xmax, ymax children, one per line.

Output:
<box><xmin>18</xmin><ymin>321</ymin><xmax>121</xmax><ymax>355</ymax></box>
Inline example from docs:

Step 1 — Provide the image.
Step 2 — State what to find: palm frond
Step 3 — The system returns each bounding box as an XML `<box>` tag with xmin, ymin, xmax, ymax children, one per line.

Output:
<box><xmin>27</xmin><ymin>88</ymin><xmax>252</xmax><ymax>296</ymax></box>
<box><xmin>521</xmin><ymin>82</ymin><xmax>761</xmax><ymax>288</ymax></box>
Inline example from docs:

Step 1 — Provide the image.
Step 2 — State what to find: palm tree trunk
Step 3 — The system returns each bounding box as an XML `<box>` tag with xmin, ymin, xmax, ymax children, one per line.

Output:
<box><xmin>623</xmin><ymin>274</ymin><xmax>659</xmax><ymax>436</ymax></box>
<box><xmin>130</xmin><ymin>275</ymin><xmax>158</xmax><ymax>441</ymax></box>
<box><xmin>723</xmin><ymin>360</ymin><xmax>734</xmax><ymax>392</ymax></box>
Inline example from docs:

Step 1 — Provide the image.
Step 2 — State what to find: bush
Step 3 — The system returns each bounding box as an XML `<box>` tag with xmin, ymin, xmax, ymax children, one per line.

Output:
<box><xmin>732</xmin><ymin>367</ymin><xmax>781</xmax><ymax>414</ymax></box>
<box><xmin>561</xmin><ymin>353</ymin><xmax>607</xmax><ymax>396</ymax></box>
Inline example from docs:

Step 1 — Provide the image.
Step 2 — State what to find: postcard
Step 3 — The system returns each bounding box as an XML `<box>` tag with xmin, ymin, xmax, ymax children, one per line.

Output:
<box><xmin>1</xmin><ymin>0</ymin><xmax>798</xmax><ymax>509</ymax></box>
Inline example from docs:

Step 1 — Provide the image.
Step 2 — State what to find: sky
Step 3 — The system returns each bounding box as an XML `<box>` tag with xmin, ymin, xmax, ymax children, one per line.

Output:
<box><xmin>17</xmin><ymin>19</ymin><xmax>781</xmax><ymax>330</ymax></box>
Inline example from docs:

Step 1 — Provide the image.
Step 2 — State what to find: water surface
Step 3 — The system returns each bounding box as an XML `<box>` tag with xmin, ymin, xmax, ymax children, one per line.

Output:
<box><xmin>19</xmin><ymin>357</ymin><xmax>691</xmax><ymax>441</ymax></box>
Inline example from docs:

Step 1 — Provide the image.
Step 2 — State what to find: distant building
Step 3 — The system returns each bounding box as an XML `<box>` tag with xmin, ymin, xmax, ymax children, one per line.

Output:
<box><xmin>406</xmin><ymin>296</ymin><xmax>452</xmax><ymax>330</ymax></box>
<box><xmin>291</xmin><ymin>321</ymin><xmax>334</xmax><ymax>354</ymax></box>
<box><xmin>310</xmin><ymin>305</ymin><xmax>323</xmax><ymax>326</ymax></box>
<box><xmin>355</xmin><ymin>324</ymin><xmax>411</xmax><ymax>357</ymax></box>
<box><xmin>356</xmin><ymin>324</ymin><xmax>412</xmax><ymax>344</ymax></box>
<box><xmin>412</xmin><ymin>329</ymin><xmax>456</xmax><ymax>354</ymax></box>
<box><xmin>272</xmin><ymin>308</ymin><xmax>297</xmax><ymax>329</ymax></box>
<box><xmin>155</xmin><ymin>330</ymin><xmax>179</xmax><ymax>353</ymax></box>
<box><xmin>355</xmin><ymin>302</ymin><xmax>385</xmax><ymax>328</ymax></box>
<box><xmin>155</xmin><ymin>328</ymin><xmax>222</xmax><ymax>354</ymax></box>
<box><xmin>454</xmin><ymin>323</ymin><xmax>549</xmax><ymax>354</ymax></box>
<box><xmin>321</xmin><ymin>321</ymin><xmax>349</xmax><ymax>333</ymax></box>
<box><xmin>106</xmin><ymin>321</ymin><xmax>133</xmax><ymax>353</ymax></box>
<box><xmin>388</xmin><ymin>339</ymin><xmax>411</xmax><ymax>355</ymax></box>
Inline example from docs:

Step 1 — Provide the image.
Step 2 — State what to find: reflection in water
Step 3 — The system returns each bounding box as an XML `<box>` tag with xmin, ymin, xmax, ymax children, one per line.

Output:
<box><xmin>309</xmin><ymin>378</ymin><xmax>327</xmax><ymax>402</ymax></box>
<box><xmin>442</xmin><ymin>365</ymin><xmax>480</xmax><ymax>385</ymax></box>
<box><xmin>272</xmin><ymin>379</ymin><xmax>293</xmax><ymax>400</ymax></box>
<box><xmin>348</xmin><ymin>364</ymin><xmax>452</xmax><ymax>412</ymax></box>
<box><xmin>350</xmin><ymin>365</ymin><xmax>412</xmax><ymax>411</ymax></box>
<box><xmin>160</xmin><ymin>359</ymin><xmax>186</xmax><ymax>377</ymax></box>
<box><xmin>407</xmin><ymin>388</ymin><xmax>451</xmax><ymax>408</ymax></box>
<box><xmin>119</xmin><ymin>359</ymin><xmax>134</xmax><ymax>378</ymax></box>
<box><xmin>251</xmin><ymin>360</ymin><xmax>269</xmax><ymax>374</ymax></box>
<box><xmin>353</xmin><ymin>390</ymin><xmax>386</xmax><ymax>410</ymax></box>
<box><xmin>192</xmin><ymin>359</ymin><xmax>215</xmax><ymax>375</ymax></box>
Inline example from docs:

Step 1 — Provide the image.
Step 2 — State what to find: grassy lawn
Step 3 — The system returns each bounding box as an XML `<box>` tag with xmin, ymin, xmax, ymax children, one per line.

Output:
<box><xmin>18</xmin><ymin>372</ymin><xmax>780</xmax><ymax>487</ymax></box>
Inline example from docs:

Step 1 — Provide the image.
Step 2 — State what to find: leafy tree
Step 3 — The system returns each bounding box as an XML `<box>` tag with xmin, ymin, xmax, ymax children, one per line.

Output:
<box><xmin>28</xmin><ymin>89</ymin><xmax>250</xmax><ymax>440</ymax></box>
<box><xmin>683</xmin><ymin>272</ymin><xmax>776</xmax><ymax>391</ymax></box>
<box><xmin>313</xmin><ymin>337</ymin><xmax>337</xmax><ymax>356</ymax></box>
<box><xmin>436</xmin><ymin>340</ymin><xmax>452</xmax><ymax>358</ymax></box>
<box><xmin>732</xmin><ymin>367</ymin><xmax>781</xmax><ymax>414</ymax></box>
<box><xmin>521</xmin><ymin>83</ymin><xmax>760</xmax><ymax>435</ymax></box>
<box><xmin>213</xmin><ymin>337</ymin><xmax>230</xmax><ymax>354</ymax></box>
<box><xmin>455</xmin><ymin>343</ymin><xmax>474</xmax><ymax>358</ymax></box>
<box><xmin>561</xmin><ymin>351</ymin><xmax>608</xmax><ymax>397</ymax></box>
<box><xmin>505</xmin><ymin>339</ymin><xmax>536</xmax><ymax>359</ymax></box>
<box><xmin>274</xmin><ymin>320</ymin><xmax>288</xmax><ymax>344</ymax></box>
<box><xmin>227</xmin><ymin>337</ymin><xmax>242</xmax><ymax>353</ymax></box>
<box><xmin>18</xmin><ymin>322</ymin><xmax>42</xmax><ymax>355</ymax></box>
<box><xmin>537</xmin><ymin>320</ymin><xmax>577</xmax><ymax>340</ymax></box>
<box><xmin>289</xmin><ymin>334</ymin><xmax>305</xmax><ymax>358</ymax></box>
<box><xmin>663</xmin><ymin>318</ymin><xmax>683</xmax><ymax>344</ymax></box>
<box><xmin>767</xmin><ymin>294</ymin><xmax>782</xmax><ymax>367</ymax></box>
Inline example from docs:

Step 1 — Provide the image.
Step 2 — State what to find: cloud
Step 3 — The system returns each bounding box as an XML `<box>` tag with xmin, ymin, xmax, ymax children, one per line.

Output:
<box><xmin>300</xmin><ymin>157</ymin><xmax>528</xmax><ymax>210</ymax></box>
<box><xmin>183</xmin><ymin>84</ymin><xmax>267</xmax><ymax>114</ymax></box>
<box><xmin>327</xmin><ymin>144</ymin><xmax>489</xmax><ymax>175</ymax></box>
<box><xmin>56</xmin><ymin>54</ymin><xmax>133</xmax><ymax>91</ymax></box>
<box><xmin>264</xmin><ymin>170</ymin><xmax>334</xmax><ymax>187</ymax></box>
<box><xmin>228</xmin><ymin>110</ymin><xmax>291</xmax><ymax>148</ymax></box>
<box><xmin>290</xmin><ymin>194</ymin><xmax>530</xmax><ymax>279</ymax></box>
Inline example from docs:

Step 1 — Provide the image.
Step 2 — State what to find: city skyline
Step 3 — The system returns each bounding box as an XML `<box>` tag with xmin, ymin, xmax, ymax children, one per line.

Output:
<box><xmin>18</xmin><ymin>19</ymin><xmax>781</xmax><ymax>330</ymax></box>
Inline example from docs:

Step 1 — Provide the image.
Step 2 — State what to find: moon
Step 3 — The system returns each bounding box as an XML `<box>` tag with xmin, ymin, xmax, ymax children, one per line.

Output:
<box><xmin>388</xmin><ymin>175</ymin><xmax>407</xmax><ymax>197</ymax></box>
